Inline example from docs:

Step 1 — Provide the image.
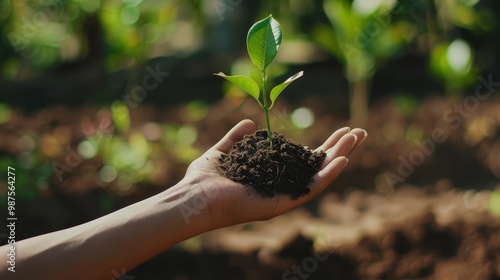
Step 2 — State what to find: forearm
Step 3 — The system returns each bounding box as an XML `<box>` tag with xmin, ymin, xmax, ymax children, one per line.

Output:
<box><xmin>0</xmin><ymin>178</ymin><xmax>213</xmax><ymax>279</ymax></box>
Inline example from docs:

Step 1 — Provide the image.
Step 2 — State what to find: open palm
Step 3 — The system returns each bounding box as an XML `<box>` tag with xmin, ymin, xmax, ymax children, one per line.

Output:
<box><xmin>184</xmin><ymin>120</ymin><xmax>367</xmax><ymax>228</ymax></box>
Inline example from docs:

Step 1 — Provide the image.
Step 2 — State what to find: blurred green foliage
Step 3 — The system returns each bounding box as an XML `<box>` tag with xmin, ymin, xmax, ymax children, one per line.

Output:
<box><xmin>0</xmin><ymin>103</ymin><xmax>12</xmax><ymax>124</ymax></box>
<box><xmin>1</xmin><ymin>0</ymin><xmax>205</xmax><ymax>72</ymax></box>
<box><xmin>318</xmin><ymin>0</ymin><xmax>412</xmax><ymax>82</ymax></box>
<box><xmin>1</xmin><ymin>0</ymin><xmax>497</xmax><ymax>89</ymax></box>
<box><xmin>0</xmin><ymin>0</ymin><xmax>499</xmax><ymax>197</ymax></box>
<box><xmin>315</xmin><ymin>0</ymin><xmax>414</xmax><ymax>123</ymax></box>
<box><xmin>110</xmin><ymin>100</ymin><xmax>131</xmax><ymax>132</ymax></box>
<box><xmin>489</xmin><ymin>190</ymin><xmax>500</xmax><ymax>216</ymax></box>
<box><xmin>429</xmin><ymin>38</ymin><xmax>476</xmax><ymax>95</ymax></box>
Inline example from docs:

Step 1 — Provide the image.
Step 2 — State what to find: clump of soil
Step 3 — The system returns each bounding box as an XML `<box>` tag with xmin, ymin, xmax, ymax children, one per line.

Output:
<box><xmin>218</xmin><ymin>130</ymin><xmax>326</xmax><ymax>199</ymax></box>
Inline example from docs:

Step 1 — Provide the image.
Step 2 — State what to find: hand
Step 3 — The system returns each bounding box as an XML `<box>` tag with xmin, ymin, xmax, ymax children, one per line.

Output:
<box><xmin>183</xmin><ymin>120</ymin><xmax>367</xmax><ymax>228</ymax></box>
<box><xmin>0</xmin><ymin>119</ymin><xmax>367</xmax><ymax>280</ymax></box>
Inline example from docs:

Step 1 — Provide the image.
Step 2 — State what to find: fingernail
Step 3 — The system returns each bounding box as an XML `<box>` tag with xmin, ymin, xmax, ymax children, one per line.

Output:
<box><xmin>326</xmin><ymin>147</ymin><xmax>336</xmax><ymax>160</ymax></box>
<box><xmin>341</xmin><ymin>127</ymin><xmax>351</xmax><ymax>133</ymax></box>
<box><xmin>350</xmin><ymin>128</ymin><xmax>368</xmax><ymax>146</ymax></box>
<box><xmin>339</xmin><ymin>156</ymin><xmax>349</xmax><ymax>169</ymax></box>
<box><xmin>359</xmin><ymin>130</ymin><xmax>368</xmax><ymax>145</ymax></box>
<box><xmin>350</xmin><ymin>134</ymin><xmax>358</xmax><ymax>149</ymax></box>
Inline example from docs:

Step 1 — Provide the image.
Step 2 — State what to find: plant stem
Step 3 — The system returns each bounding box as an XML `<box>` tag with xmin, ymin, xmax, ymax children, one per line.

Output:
<box><xmin>261</xmin><ymin>70</ymin><xmax>273</xmax><ymax>150</ymax></box>
<box><xmin>348</xmin><ymin>78</ymin><xmax>369</xmax><ymax>126</ymax></box>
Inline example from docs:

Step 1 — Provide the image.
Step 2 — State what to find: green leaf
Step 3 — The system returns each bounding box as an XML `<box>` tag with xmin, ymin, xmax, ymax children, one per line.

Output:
<box><xmin>214</xmin><ymin>72</ymin><xmax>262</xmax><ymax>106</ymax></box>
<box><xmin>246</xmin><ymin>15</ymin><xmax>282</xmax><ymax>71</ymax></box>
<box><xmin>269</xmin><ymin>71</ymin><xmax>303</xmax><ymax>109</ymax></box>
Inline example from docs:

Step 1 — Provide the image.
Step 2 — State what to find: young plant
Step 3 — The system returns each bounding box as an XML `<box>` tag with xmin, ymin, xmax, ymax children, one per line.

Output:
<box><xmin>215</xmin><ymin>15</ymin><xmax>303</xmax><ymax>150</ymax></box>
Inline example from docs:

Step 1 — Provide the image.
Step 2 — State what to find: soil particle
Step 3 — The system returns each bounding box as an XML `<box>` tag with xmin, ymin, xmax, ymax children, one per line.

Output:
<box><xmin>218</xmin><ymin>130</ymin><xmax>326</xmax><ymax>199</ymax></box>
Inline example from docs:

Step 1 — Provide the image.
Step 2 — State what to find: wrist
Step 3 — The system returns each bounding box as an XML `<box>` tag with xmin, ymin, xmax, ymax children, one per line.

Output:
<box><xmin>156</xmin><ymin>178</ymin><xmax>219</xmax><ymax>233</ymax></box>
<box><xmin>168</xmin><ymin>175</ymin><xmax>236</xmax><ymax>230</ymax></box>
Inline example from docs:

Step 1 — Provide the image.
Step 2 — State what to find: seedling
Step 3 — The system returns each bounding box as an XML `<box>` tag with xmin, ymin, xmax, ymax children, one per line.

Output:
<box><xmin>215</xmin><ymin>15</ymin><xmax>303</xmax><ymax>150</ymax></box>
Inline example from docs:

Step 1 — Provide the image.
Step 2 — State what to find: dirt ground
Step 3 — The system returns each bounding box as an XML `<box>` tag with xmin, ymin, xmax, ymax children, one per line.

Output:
<box><xmin>195</xmin><ymin>185</ymin><xmax>499</xmax><ymax>280</ymax></box>
<box><xmin>122</xmin><ymin>184</ymin><xmax>500</xmax><ymax>279</ymax></box>
<box><xmin>1</xmin><ymin>96</ymin><xmax>500</xmax><ymax>279</ymax></box>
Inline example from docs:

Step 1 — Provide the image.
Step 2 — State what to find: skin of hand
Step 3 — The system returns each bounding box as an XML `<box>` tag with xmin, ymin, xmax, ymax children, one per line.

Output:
<box><xmin>182</xmin><ymin>119</ymin><xmax>367</xmax><ymax>228</ymax></box>
<box><xmin>0</xmin><ymin>119</ymin><xmax>366</xmax><ymax>280</ymax></box>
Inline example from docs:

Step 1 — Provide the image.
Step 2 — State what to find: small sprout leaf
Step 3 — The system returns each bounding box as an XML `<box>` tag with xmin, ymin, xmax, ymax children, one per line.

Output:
<box><xmin>269</xmin><ymin>71</ymin><xmax>303</xmax><ymax>109</ymax></box>
<box><xmin>215</xmin><ymin>15</ymin><xmax>300</xmax><ymax>150</ymax></box>
<box><xmin>247</xmin><ymin>15</ymin><xmax>282</xmax><ymax>71</ymax></box>
<box><xmin>214</xmin><ymin>72</ymin><xmax>261</xmax><ymax>106</ymax></box>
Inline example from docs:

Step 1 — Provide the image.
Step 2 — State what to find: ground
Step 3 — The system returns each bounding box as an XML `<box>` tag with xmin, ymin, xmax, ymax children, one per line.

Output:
<box><xmin>1</xmin><ymin>95</ymin><xmax>499</xmax><ymax>279</ymax></box>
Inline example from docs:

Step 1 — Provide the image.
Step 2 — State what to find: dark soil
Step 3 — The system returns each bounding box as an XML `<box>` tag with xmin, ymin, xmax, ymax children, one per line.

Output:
<box><xmin>218</xmin><ymin>130</ymin><xmax>326</xmax><ymax>199</ymax></box>
<box><xmin>3</xmin><ymin>97</ymin><xmax>500</xmax><ymax>279</ymax></box>
<box><xmin>199</xmin><ymin>186</ymin><xmax>500</xmax><ymax>280</ymax></box>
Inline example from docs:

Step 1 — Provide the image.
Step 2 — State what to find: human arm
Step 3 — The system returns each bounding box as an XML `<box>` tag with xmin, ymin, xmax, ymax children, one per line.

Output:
<box><xmin>0</xmin><ymin>119</ymin><xmax>366</xmax><ymax>279</ymax></box>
